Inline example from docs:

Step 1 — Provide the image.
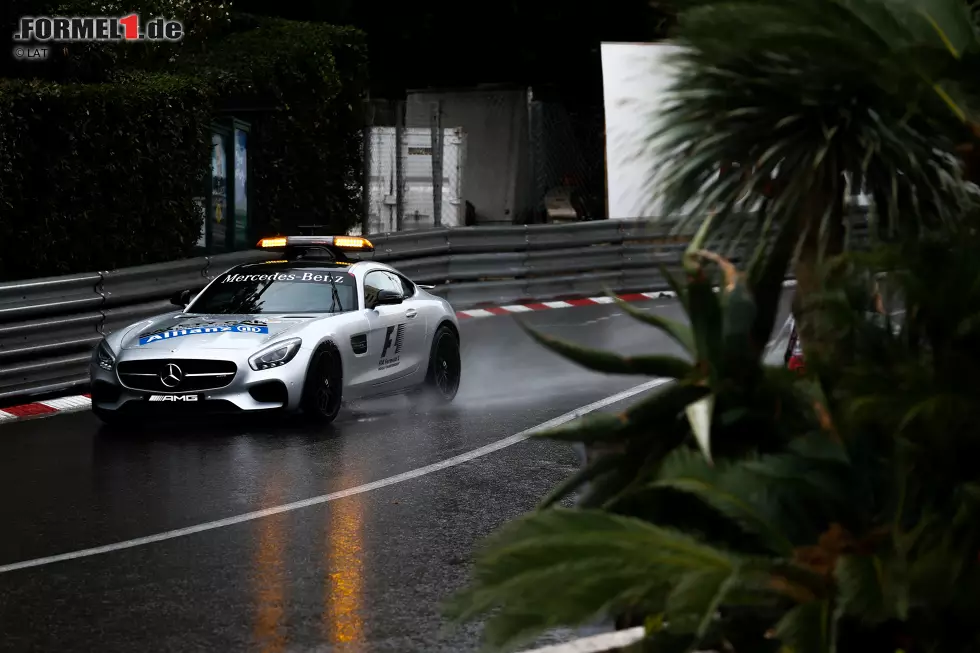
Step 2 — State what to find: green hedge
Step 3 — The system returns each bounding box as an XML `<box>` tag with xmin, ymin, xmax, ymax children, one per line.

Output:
<box><xmin>0</xmin><ymin>15</ymin><xmax>368</xmax><ymax>282</ymax></box>
<box><xmin>182</xmin><ymin>17</ymin><xmax>369</xmax><ymax>236</ymax></box>
<box><xmin>0</xmin><ymin>74</ymin><xmax>213</xmax><ymax>281</ymax></box>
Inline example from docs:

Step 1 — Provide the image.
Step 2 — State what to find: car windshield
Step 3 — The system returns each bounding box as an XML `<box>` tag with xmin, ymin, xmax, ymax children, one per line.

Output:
<box><xmin>187</xmin><ymin>268</ymin><xmax>356</xmax><ymax>314</ymax></box>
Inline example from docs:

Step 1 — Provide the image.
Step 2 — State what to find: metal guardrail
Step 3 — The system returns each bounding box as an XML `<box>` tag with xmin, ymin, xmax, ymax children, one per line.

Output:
<box><xmin>0</xmin><ymin>251</ymin><xmax>277</xmax><ymax>403</ymax></box>
<box><xmin>0</xmin><ymin>217</ymin><xmax>869</xmax><ymax>405</ymax></box>
<box><xmin>355</xmin><ymin>217</ymin><xmax>868</xmax><ymax>307</ymax></box>
<box><xmin>361</xmin><ymin>219</ymin><xmax>681</xmax><ymax>261</ymax></box>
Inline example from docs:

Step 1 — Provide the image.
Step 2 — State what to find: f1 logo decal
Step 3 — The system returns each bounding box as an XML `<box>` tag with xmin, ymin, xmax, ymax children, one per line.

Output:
<box><xmin>381</xmin><ymin>323</ymin><xmax>406</xmax><ymax>358</ymax></box>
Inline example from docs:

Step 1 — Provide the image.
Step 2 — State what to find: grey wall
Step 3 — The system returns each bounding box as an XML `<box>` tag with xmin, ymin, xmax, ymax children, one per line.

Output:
<box><xmin>406</xmin><ymin>87</ymin><xmax>530</xmax><ymax>226</ymax></box>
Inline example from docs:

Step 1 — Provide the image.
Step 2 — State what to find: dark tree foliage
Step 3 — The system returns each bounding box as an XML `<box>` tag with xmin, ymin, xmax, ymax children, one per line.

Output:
<box><xmin>0</xmin><ymin>0</ymin><xmax>665</xmax><ymax>280</ymax></box>
<box><xmin>0</xmin><ymin>2</ymin><xmax>368</xmax><ymax>279</ymax></box>
<box><xmin>179</xmin><ymin>18</ymin><xmax>369</xmax><ymax>236</ymax></box>
<box><xmin>0</xmin><ymin>74</ymin><xmax>213</xmax><ymax>280</ymax></box>
<box><xmin>232</xmin><ymin>0</ymin><xmax>672</xmax><ymax>98</ymax></box>
<box><xmin>0</xmin><ymin>0</ymin><xmax>235</xmax><ymax>80</ymax></box>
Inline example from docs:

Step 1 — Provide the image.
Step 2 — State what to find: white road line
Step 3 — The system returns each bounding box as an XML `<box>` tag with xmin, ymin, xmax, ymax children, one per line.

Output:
<box><xmin>462</xmin><ymin>309</ymin><xmax>495</xmax><ymax>318</ymax></box>
<box><xmin>39</xmin><ymin>396</ymin><xmax>92</xmax><ymax>411</ymax></box>
<box><xmin>502</xmin><ymin>305</ymin><xmax>534</xmax><ymax>312</ymax></box>
<box><xmin>519</xmin><ymin>627</ymin><xmax>645</xmax><ymax>653</ymax></box>
<box><xmin>588</xmin><ymin>296</ymin><xmax>616</xmax><ymax>304</ymax></box>
<box><xmin>762</xmin><ymin>315</ymin><xmax>795</xmax><ymax>361</ymax></box>
<box><xmin>542</xmin><ymin>301</ymin><xmax>573</xmax><ymax>308</ymax></box>
<box><xmin>0</xmin><ymin>378</ymin><xmax>670</xmax><ymax>575</ymax></box>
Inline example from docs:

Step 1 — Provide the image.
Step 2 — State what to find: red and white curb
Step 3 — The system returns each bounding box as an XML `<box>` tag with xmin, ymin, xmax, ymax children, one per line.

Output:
<box><xmin>454</xmin><ymin>290</ymin><xmax>677</xmax><ymax>319</ymax></box>
<box><xmin>0</xmin><ymin>281</ymin><xmax>796</xmax><ymax>425</ymax></box>
<box><xmin>0</xmin><ymin>394</ymin><xmax>92</xmax><ymax>424</ymax></box>
<box><xmin>454</xmin><ymin>279</ymin><xmax>796</xmax><ymax>319</ymax></box>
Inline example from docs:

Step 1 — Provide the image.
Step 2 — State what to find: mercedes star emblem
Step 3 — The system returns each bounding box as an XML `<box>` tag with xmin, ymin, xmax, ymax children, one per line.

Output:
<box><xmin>160</xmin><ymin>363</ymin><xmax>183</xmax><ymax>388</ymax></box>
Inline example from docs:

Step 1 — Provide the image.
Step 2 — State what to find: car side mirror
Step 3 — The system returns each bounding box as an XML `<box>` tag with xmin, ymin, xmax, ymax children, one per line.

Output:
<box><xmin>375</xmin><ymin>289</ymin><xmax>403</xmax><ymax>306</ymax></box>
<box><xmin>171</xmin><ymin>289</ymin><xmax>191</xmax><ymax>307</ymax></box>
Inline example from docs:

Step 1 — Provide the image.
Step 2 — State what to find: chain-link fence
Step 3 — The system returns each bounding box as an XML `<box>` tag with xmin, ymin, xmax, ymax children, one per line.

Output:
<box><xmin>527</xmin><ymin>96</ymin><xmax>607</xmax><ymax>224</ymax></box>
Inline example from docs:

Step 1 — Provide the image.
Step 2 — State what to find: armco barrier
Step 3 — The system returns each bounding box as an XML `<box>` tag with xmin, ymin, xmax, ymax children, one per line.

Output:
<box><xmin>0</xmin><ymin>217</ymin><xmax>870</xmax><ymax>405</ymax></box>
<box><xmin>0</xmin><ymin>251</ymin><xmax>275</xmax><ymax>403</ymax></box>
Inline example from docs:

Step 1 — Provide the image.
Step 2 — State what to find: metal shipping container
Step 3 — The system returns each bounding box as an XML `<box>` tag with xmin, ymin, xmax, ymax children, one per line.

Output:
<box><xmin>406</xmin><ymin>88</ymin><xmax>530</xmax><ymax>227</ymax></box>
<box><xmin>366</xmin><ymin>127</ymin><xmax>467</xmax><ymax>234</ymax></box>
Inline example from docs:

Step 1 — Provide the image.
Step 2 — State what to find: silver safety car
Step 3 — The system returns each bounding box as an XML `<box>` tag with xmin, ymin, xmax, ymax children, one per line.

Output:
<box><xmin>88</xmin><ymin>235</ymin><xmax>462</xmax><ymax>426</ymax></box>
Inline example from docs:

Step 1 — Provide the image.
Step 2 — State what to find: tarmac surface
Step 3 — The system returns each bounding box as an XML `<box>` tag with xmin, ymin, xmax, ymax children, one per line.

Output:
<box><xmin>0</xmin><ymin>294</ymin><xmax>794</xmax><ymax>653</ymax></box>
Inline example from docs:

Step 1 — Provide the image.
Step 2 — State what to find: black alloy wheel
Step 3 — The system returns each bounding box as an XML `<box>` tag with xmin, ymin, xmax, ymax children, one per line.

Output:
<box><xmin>425</xmin><ymin>326</ymin><xmax>461</xmax><ymax>402</ymax></box>
<box><xmin>302</xmin><ymin>344</ymin><xmax>343</xmax><ymax>424</ymax></box>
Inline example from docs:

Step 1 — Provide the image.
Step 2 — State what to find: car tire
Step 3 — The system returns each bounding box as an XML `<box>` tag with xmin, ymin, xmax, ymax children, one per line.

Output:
<box><xmin>417</xmin><ymin>325</ymin><xmax>461</xmax><ymax>404</ymax></box>
<box><xmin>301</xmin><ymin>343</ymin><xmax>343</xmax><ymax>424</ymax></box>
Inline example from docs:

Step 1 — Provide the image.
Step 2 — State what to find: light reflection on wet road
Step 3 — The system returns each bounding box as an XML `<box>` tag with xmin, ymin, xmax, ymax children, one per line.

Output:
<box><xmin>323</xmin><ymin>467</ymin><xmax>365</xmax><ymax>650</ymax></box>
<box><xmin>0</xmin><ymin>294</ymin><xmax>794</xmax><ymax>652</ymax></box>
<box><xmin>254</xmin><ymin>470</ymin><xmax>288</xmax><ymax>653</ymax></box>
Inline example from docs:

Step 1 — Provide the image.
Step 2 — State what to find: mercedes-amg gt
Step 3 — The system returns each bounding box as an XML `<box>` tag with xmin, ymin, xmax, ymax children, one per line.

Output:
<box><xmin>88</xmin><ymin>235</ymin><xmax>462</xmax><ymax>425</ymax></box>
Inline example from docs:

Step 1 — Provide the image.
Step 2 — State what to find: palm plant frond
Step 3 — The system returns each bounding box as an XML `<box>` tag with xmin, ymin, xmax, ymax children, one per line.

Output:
<box><xmin>448</xmin><ymin>4</ymin><xmax>980</xmax><ymax>648</ymax></box>
<box><xmin>631</xmin><ymin>0</ymin><xmax>979</xmax><ymax>315</ymax></box>
<box><xmin>772</xmin><ymin>599</ymin><xmax>835</xmax><ymax>653</ymax></box>
<box><xmin>444</xmin><ymin>508</ymin><xmax>763</xmax><ymax>652</ymax></box>
<box><xmin>515</xmin><ymin>321</ymin><xmax>696</xmax><ymax>379</ymax></box>
<box><xmin>517</xmin><ymin>246</ymin><xmax>807</xmax><ymax>509</ymax></box>
<box><xmin>450</xmin><ymin>229</ymin><xmax>980</xmax><ymax>651</ymax></box>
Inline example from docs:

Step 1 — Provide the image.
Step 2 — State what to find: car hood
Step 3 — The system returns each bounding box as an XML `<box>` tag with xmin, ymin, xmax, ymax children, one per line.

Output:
<box><xmin>120</xmin><ymin>313</ymin><xmax>319</xmax><ymax>351</ymax></box>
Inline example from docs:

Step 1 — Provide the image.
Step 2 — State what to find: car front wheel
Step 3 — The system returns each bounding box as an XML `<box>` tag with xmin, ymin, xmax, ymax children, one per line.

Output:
<box><xmin>301</xmin><ymin>344</ymin><xmax>343</xmax><ymax>424</ymax></box>
<box><xmin>419</xmin><ymin>325</ymin><xmax>461</xmax><ymax>404</ymax></box>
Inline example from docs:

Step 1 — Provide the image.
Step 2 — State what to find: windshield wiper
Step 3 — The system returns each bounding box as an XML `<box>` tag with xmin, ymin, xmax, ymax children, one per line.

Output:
<box><xmin>325</xmin><ymin>274</ymin><xmax>344</xmax><ymax>313</ymax></box>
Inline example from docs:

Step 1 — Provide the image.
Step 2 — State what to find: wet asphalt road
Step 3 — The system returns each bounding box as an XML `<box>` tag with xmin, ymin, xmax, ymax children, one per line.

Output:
<box><xmin>0</xmin><ymin>295</ymin><xmax>794</xmax><ymax>653</ymax></box>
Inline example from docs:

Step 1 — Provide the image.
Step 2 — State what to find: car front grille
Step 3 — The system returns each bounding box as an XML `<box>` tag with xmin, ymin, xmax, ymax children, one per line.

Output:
<box><xmin>116</xmin><ymin>359</ymin><xmax>238</xmax><ymax>393</ymax></box>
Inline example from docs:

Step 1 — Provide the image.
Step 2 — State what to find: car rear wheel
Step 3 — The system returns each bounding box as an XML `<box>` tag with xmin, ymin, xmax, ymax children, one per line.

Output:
<box><xmin>418</xmin><ymin>325</ymin><xmax>461</xmax><ymax>404</ymax></box>
<box><xmin>301</xmin><ymin>344</ymin><xmax>343</xmax><ymax>424</ymax></box>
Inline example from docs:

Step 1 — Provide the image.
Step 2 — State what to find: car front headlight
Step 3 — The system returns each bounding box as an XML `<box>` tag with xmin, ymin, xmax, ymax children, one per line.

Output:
<box><xmin>95</xmin><ymin>339</ymin><xmax>115</xmax><ymax>371</ymax></box>
<box><xmin>249</xmin><ymin>338</ymin><xmax>302</xmax><ymax>371</ymax></box>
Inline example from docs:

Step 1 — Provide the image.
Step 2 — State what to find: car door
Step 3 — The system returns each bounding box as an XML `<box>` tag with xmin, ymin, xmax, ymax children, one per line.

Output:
<box><xmin>386</xmin><ymin>271</ymin><xmax>428</xmax><ymax>375</ymax></box>
<box><xmin>360</xmin><ymin>269</ymin><xmax>413</xmax><ymax>389</ymax></box>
